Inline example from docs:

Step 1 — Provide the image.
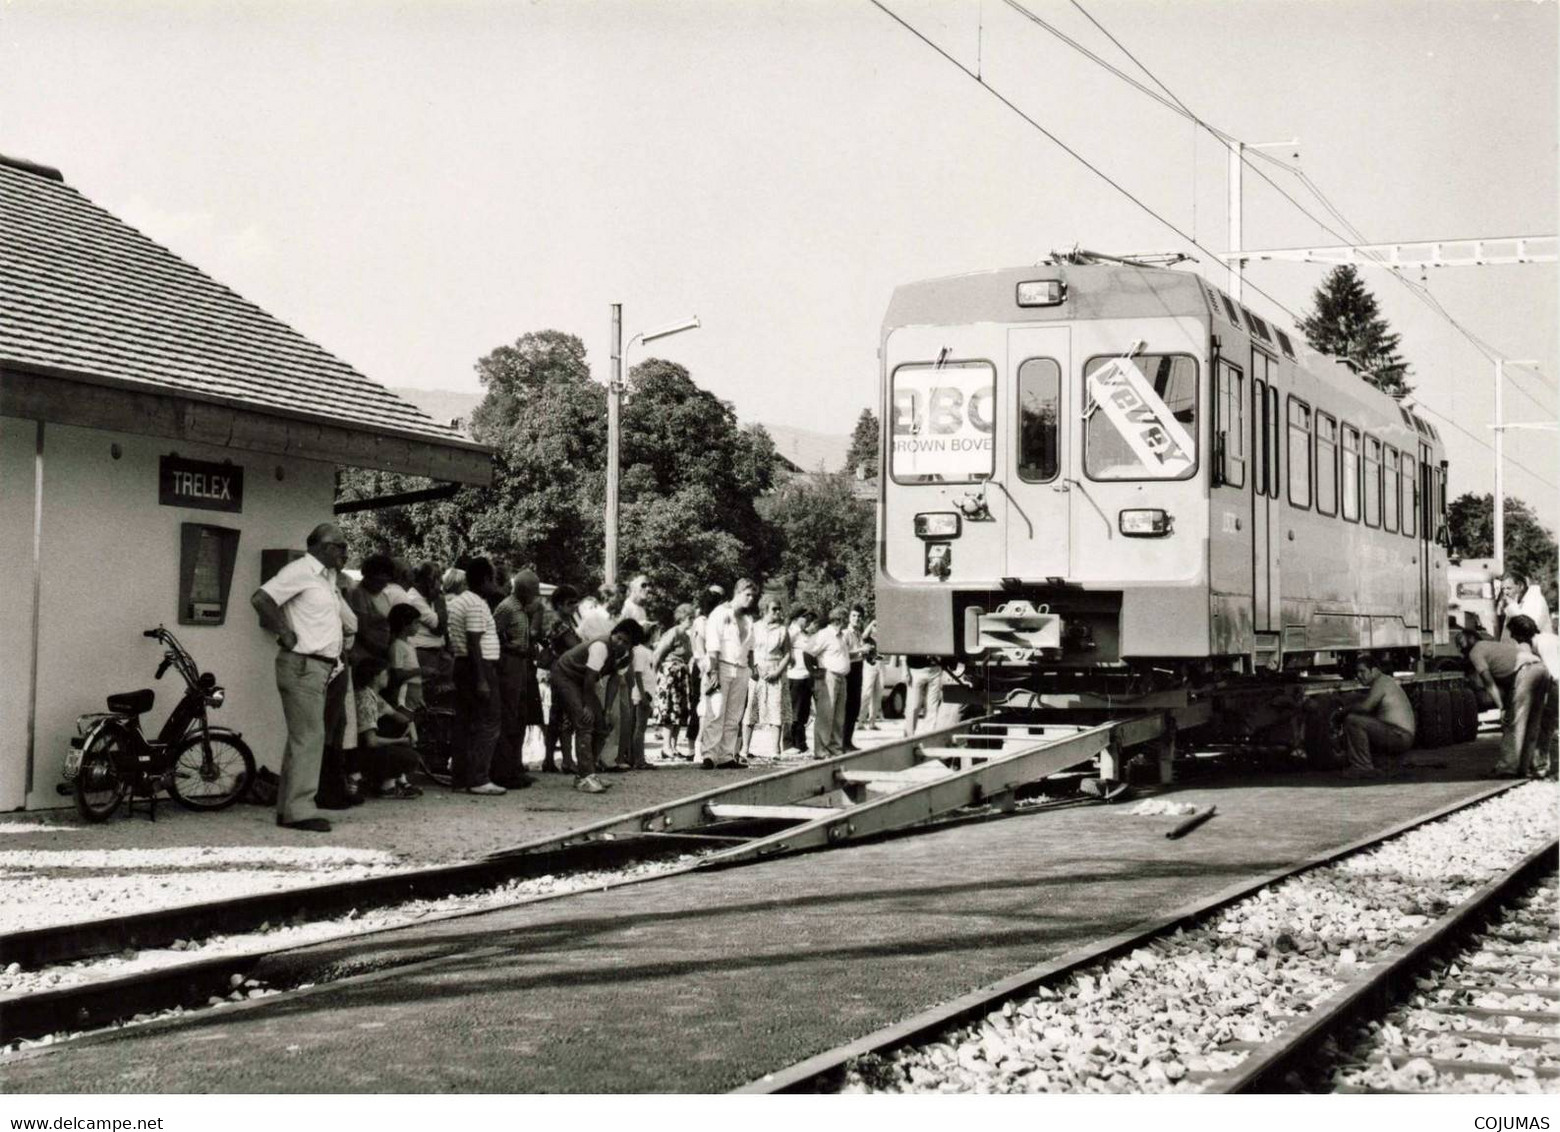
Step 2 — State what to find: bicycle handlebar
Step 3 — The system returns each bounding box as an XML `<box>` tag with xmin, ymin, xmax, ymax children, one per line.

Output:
<box><xmin>143</xmin><ymin>628</ymin><xmax>162</xmax><ymax>638</ymax></box>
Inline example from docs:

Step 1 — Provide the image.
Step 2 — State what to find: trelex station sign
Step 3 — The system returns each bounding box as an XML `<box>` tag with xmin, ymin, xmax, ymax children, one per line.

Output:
<box><xmin>159</xmin><ymin>454</ymin><xmax>244</xmax><ymax>513</ymax></box>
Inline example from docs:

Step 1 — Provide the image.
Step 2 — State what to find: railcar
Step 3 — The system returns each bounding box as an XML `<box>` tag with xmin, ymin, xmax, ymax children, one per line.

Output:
<box><xmin>875</xmin><ymin>257</ymin><xmax>1451</xmax><ymax>704</ymax></box>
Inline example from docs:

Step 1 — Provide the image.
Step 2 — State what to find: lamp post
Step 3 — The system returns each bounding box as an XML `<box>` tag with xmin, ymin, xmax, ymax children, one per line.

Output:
<box><xmin>1491</xmin><ymin>357</ymin><xmax>1541</xmax><ymax>575</ymax></box>
<box><xmin>605</xmin><ymin>307</ymin><xmax>700</xmax><ymax>587</ymax></box>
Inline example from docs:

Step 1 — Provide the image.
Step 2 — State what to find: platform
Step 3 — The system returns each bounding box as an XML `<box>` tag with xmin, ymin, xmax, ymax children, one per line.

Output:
<box><xmin>0</xmin><ymin>740</ymin><xmax>1528</xmax><ymax>1093</ymax></box>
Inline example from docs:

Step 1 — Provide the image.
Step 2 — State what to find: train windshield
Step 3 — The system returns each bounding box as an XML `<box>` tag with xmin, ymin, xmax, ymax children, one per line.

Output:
<box><xmin>1082</xmin><ymin>353</ymin><xmax>1198</xmax><ymax>480</ymax></box>
<box><xmin>889</xmin><ymin>360</ymin><xmax>996</xmax><ymax>483</ymax></box>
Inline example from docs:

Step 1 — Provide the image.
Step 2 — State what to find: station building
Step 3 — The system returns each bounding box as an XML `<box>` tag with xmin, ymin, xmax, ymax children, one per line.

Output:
<box><xmin>0</xmin><ymin>153</ymin><xmax>492</xmax><ymax>811</ymax></box>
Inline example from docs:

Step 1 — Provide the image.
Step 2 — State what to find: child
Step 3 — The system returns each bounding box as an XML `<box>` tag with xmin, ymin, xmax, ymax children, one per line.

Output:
<box><xmin>354</xmin><ymin>657</ymin><xmax>423</xmax><ymax>799</ymax></box>
<box><xmin>387</xmin><ymin>603</ymin><xmax>425</xmax><ymax>710</ymax></box>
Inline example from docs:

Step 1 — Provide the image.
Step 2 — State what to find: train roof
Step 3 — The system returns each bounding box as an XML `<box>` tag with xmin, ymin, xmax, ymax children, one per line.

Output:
<box><xmin>884</xmin><ymin>261</ymin><xmax>1441</xmax><ymax>449</ymax></box>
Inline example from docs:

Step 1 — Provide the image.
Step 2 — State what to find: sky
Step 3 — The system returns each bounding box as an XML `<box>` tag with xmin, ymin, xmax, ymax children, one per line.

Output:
<box><xmin>2</xmin><ymin>0</ymin><xmax>1555</xmax><ymax>526</ymax></box>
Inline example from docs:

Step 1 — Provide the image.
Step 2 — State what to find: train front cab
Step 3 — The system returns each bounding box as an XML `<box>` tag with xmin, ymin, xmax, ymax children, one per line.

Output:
<box><xmin>875</xmin><ymin>266</ymin><xmax>1213</xmax><ymax>673</ymax></box>
<box><xmin>874</xmin><ymin>264</ymin><xmax>1451</xmax><ymax>682</ymax></box>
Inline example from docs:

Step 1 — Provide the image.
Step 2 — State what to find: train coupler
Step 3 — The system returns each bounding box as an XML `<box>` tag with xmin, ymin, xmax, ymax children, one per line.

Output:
<box><xmin>963</xmin><ymin>600</ymin><xmax>1063</xmax><ymax>656</ymax></box>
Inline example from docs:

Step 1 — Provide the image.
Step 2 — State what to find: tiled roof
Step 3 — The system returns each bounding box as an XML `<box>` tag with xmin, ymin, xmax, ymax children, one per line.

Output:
<box><xmin>0</xmin><ymin>155</ymin><xmax>474</xmax><ymax>448</ymax></box>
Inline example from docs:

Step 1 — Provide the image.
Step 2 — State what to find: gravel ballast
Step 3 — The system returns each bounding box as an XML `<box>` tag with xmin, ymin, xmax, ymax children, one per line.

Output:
<box><xmin>837</xmin><ymin>781</ymin><xmax>1558</xmax><ymax>1095</ymax></box>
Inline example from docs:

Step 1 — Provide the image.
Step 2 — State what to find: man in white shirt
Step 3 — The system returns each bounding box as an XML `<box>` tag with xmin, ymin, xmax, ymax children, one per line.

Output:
<box><xmin>251</xmin><ymin>523</ymin><xmax>351</xmax><ymax>832</ymax></box>
<box><xmin>703</xmin><ymin>578</ymin><xmax>757</xmax><ymax>766</ymax></box>
<box><xmin>805</xmin><ymin>606</ymin><xmax>852</xmax><ymax>759</ymax></box>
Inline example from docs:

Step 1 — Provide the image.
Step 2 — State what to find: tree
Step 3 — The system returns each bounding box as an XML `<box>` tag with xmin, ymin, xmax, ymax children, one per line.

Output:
<box><xmin>846</xmin><ymin>408</ymin><xmax>880</xmax><ymax>479</ymax></box>
<box><xmin>1446</xmin><ymin>492</ymin><xmax>1558</xmax><ymax>605</ymax></box>
<box><xmin>339</xmin><ymin>332</ymin><xmax>785</xmax><ymax>624</ymax></box>
<box><xmin>765</xmin><ymin>470</ymin><xmax>876</xmax><ymax>616</ymax></box>
<box><xmin>1297</xmin><ymin>264</ymin><xmax>1413</xmax><ymax>398</ymax></box>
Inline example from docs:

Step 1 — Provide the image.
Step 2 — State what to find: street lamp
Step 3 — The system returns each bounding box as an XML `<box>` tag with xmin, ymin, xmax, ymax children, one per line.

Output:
<box><xmin>1490</xmin><ymin>358</ymin><xmax>1542</xmax><ymax>575</ymax></box>
<box><xmin>606</xmin><ymin>306</ymin><xmax>701</xmax><ymax>587</ymax></box>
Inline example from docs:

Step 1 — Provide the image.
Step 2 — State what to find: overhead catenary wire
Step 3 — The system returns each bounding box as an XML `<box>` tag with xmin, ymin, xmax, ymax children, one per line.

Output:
<box><xmin>1047</xmin><ymin>0</ymin><xmax>1557</xmax><ymax>418</ymax></box>
<box><xmin>865</xmin><ymin>0</ymin><xmax>1558</xmax><ymax>492</ymax></box>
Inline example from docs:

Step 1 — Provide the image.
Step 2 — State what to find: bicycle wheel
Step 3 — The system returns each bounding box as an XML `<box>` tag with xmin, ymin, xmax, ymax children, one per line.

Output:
<box><xmin>75</xmin><ymin>732</ymin><xmax>129</xmax><ymax>822</ymax></box>
<box><xmin>168</xmin><ymin>732</ymin><xmax>256</xmax><ymax>811</ymax></box>
<box><xmin>417</xmin><ymin>707</ymin><xmax>456</xmax><ymax>786</ymax></box>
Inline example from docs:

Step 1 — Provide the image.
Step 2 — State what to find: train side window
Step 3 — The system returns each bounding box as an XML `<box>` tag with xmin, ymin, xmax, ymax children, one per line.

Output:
<box><xmin>1016</xmin><ymin>358</ymin><xmax>1061</xmax><ymax>482</ymax></box>
<box><xmin>1287</xmin><ymin>398</ymin><xmax>1312</xmax><ymax>509</ymax></box>
<box><xmin>1340</xmin><ymin>424</ymin><xmax>1361</xmax><ymax>522</ymax></box>
<box><xmin>1082</xmin><ymin>353</ymin><xmax>1198</xmax><ymax>481</ymax></box>
<box><xmin>1267</xmin><ymin>383</ymin><xmax>1280</xmax><ymax>500</ymax></box>
<box><xmin>1215</xmin><ymin>360</ymin><xmax>1245</xmax><ymax>488</ymax></box>
<box><xmin>1403</xmin><ymin>454</ymin><xmax>1417</xmax><ymax>537</ymax></box>
<box><xmin>1253</xmin><ymin>377</ymin><xmax>1269</xmax><ymax>494</ymax></box>
<box><xmin>1363</xmin><ymin>436</ymin><xmax>1382</xmax><ymax>527</ymax></box>
<box><xmin>1383</xmin><ymin>447</ymin><xmax>1400</xmax><ymax>533</ymax></box>
<box><xmin>1436</xmin><ymin>463</ymin><xmax>1448</xmax><ymax>538</ymax></box>
<box><xmin>1316</xmin><ymin>413</ymin><xmax>1338</xmax><ymax>517</ymax></box>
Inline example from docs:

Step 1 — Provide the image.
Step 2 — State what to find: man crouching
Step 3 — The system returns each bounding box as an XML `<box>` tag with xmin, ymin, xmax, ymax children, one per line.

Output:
<box><xmin>1340</xmin><ymin>652</ymin><xmax>1416</xmax><ymax>780</ymax></box>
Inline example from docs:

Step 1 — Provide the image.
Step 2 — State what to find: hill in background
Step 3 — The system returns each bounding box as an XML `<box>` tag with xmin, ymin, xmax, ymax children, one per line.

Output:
<box><xmin>388</xmin><ymin>386</ymin><xmax>850</xmax><ymax>473</ymax></box>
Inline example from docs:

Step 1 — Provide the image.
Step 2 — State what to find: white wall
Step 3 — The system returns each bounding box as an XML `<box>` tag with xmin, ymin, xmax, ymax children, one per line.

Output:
<box><xmin>10</xmin><ymin>421</ymin><xmax>335</xmax><ymax>810</ymax></box>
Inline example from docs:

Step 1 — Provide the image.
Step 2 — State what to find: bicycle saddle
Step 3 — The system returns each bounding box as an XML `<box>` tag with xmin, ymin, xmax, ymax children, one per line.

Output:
<box><xmin>106</xmin><ymin>689</ymin><xmax>155</xmax><ymax>715</ymax></box>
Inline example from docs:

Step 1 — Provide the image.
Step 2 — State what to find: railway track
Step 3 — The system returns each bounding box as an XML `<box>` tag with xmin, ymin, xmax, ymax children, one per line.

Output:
<box><xmin>2</xmin><ymin>711</ymin><xmax>1143</xmax><ymax>1049</ymax></box>
<box><xmin>745</xmin><ymin>780</ymin><xmax>1555</xmax><ymax>1094</ymax></box>
<box><xmin>1318</xmin><ymin>868</ymin><xmax>1559</xmax><ymax>1093</ymax></box>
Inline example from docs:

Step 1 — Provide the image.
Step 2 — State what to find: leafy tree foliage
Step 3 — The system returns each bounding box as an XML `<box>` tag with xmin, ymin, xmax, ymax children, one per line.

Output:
<box><xmin>765</xmin><ymin>470</ymin><xmax>876</xmax><ymax>617</ymax></box>
<box><xmin>1297</xmin><ymin>265</ymin><xmax>1413</xmax><ymax>398</ymax></box>
<box><xmin>846</xmin><ymin>407</ymin><xmax>880</xmax><ymax>479</ymax></box>
<box><xmin>339</xmin><ymin>332</ymin><xmax>786</xmax><ymax>624</ymax></box>
<box><xmin>1447</xmin><ymin>492</ymin><xmax>1558</xmax><ymax>604</ymax></box>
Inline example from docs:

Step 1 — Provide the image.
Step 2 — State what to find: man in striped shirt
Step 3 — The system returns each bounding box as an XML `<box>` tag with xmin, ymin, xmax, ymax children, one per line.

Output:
<box><xmin>448</xmin><ymin>558</ymin><xmax>505</xmax><ymax>795</ymax></box>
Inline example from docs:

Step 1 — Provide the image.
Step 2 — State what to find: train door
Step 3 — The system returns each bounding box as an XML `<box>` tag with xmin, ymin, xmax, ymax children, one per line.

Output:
<box><xmin>1250</xmin><ymin>351</ymin><xmax>1280</xmax><ymax>632</ymax></box>
<box><xmin>1209</xmin><ymin>356</ymin><xmax>1251</xmax><ymax>652</ymax></box>
<box><xmin>1004</xmin><ymin>326</ymin><xmax>1071</xmax><ymax>578</ymax></box>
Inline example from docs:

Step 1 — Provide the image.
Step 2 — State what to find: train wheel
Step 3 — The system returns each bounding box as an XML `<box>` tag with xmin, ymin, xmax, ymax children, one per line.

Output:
<box><xmin>1424</xmin><ymin>685</ymin><xmax>1449</xmax><ymax>748</ymax></box>
<box><xmin>1302</xmin><ymin>697</ymin><xmax>1344</xmax><ymax>769</ymax></box>
<box><xmin>1447</xmin><ymin>685</ymin><xmax>1471</xmax><ymax>743</ymax></box>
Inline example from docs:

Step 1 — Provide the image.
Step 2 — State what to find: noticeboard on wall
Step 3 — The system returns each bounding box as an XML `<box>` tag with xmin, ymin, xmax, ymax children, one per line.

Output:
<box><xmin>179</xmin><ymin>524</ymin><xmax>241</xmax><ymax>626</ymax></box>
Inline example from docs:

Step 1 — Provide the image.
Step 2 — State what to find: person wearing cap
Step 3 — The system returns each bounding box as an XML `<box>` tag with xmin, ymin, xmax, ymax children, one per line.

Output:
<box><xmin>551</xmin><ymin>619</ymin><xmax>646</xmax><ymax>793</ymax></box>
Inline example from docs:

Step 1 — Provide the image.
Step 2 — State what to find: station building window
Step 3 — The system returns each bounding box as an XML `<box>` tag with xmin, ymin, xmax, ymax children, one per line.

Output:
<box><xmin>1016</xmin><ymin>358</ymin><xmax>1060</xmax><ymax>482</ymax></box>
<box><xmin>1287</xmin><ymin>397</ymin><xmax>1311</xmax><ymax>509</ymax></box>
<box><xmin>1364</xmin><ymin>435</ymin><xmax>1382</xmax><ymax>527</ymax></box>
<box><xmin>1316</xmin><ymin>412</ymin><xmax>1338</xmax><ymax>517</ymax></box>
<box><xmin>1383</xmin><ymin>447</ymin><xmax>1400</xmax><ymax>533</ymax></box>
<box><xmin>1216</xmin><ymin>360</ymin><xmax>1245</xmax><ymax>488</ymax></box>
<box><xmin>1341</xmin><ymin>424</ymin><xmax>1361</xmax><ymax>522</ymax></box>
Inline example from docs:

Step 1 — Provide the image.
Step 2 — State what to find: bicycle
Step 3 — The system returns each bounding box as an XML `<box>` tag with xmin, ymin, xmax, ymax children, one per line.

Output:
<box><xmin>61</xmin><ymin>626</ymin><xmax>256</xmax><ymax>821</ymax></box>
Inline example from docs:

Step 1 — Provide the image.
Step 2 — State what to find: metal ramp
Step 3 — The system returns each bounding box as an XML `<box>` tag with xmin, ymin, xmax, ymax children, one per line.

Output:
<box><xmin>487</xmin><ymin>712</ymin><xmax>1177</xmax><ymax>867</ymax></box>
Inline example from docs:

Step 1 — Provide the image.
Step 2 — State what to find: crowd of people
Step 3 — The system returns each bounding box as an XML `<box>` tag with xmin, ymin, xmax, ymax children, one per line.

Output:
<box><xmin>251</xmin><ymin>521</ymin><xmax>941</xmax><ymax>832</ymax></box>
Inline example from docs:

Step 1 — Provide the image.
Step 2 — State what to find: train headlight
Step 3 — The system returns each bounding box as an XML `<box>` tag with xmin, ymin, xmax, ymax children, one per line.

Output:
<box><xmin>914</xmin><ymin>512</ymin><xmax>961</xmax><ymax>539</ymax></box>
<box><xmin>1119</xmin><ymin>508</ymin><xmax>1173</xmax><ymax>537</ymax></box>
<box><xmin>1016</xmin><ymin>279</ymin><xmax>1066</xmax><ymax>307</ymax></box>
